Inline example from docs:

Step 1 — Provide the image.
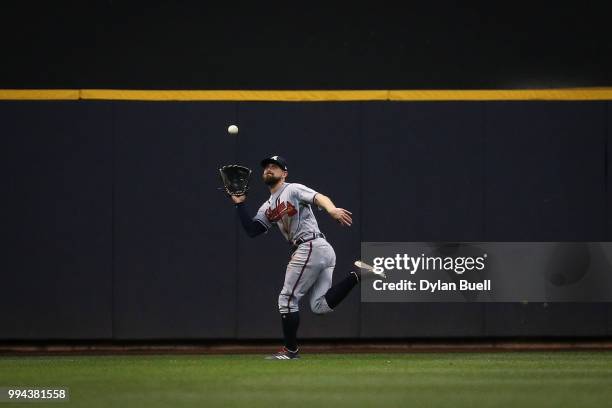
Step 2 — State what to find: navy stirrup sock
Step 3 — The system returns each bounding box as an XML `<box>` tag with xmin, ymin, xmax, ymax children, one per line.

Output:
<box><xmin>281</xmin><ymin>311</ymin><xmax>300</xmax><ymax>352</ymax></box>
<box><xmin>324</xmin><ymin>271</ymin><xmax>360</xmax><ymax>309</ymax></box>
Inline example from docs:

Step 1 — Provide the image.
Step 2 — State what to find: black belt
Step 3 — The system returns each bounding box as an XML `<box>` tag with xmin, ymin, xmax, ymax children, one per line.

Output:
<box><xmin>291</xmin><ymin>232</ymin><xmax>325</xmax><ymax>248</ymax></box>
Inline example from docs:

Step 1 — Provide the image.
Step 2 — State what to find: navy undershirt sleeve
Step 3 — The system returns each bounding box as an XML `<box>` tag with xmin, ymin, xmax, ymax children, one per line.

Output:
<box><xmin>235</xmin><ymin>202</ymin><xmax>267</xmax><ymax>238</ymax></box>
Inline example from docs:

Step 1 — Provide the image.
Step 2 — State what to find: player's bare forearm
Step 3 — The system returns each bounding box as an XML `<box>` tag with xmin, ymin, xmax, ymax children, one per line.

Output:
<box><xmin>314</xmin><ymin>194</ymin><xmax>353</xmax><ymax>227</ymax></box>
<box><xmin>314</xmin><ymin>193</ymin><xmax>335</xmax><ymax>212</ymax></box>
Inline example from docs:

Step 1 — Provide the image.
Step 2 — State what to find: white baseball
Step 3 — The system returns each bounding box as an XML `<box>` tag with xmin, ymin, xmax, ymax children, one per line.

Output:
<box><xmin>227</xmin><ymin>124</ymin><xmax>239</xmax><ymax>134</ymax></box>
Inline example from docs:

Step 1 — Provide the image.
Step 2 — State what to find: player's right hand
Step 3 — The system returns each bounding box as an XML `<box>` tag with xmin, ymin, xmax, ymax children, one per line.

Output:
<box><xmin>231</xmin><ymin>194</ymin><xmax>246</xmax><ymax>204</ymax></box>
<box><xmin>330</xmin><ymin>208</ymin><xmax>352</xmax><ymax>227</ymax></box>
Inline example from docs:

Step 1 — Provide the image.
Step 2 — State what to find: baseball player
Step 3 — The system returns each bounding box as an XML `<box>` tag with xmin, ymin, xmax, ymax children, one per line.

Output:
<box><xmin>230</xmin><ymin>155</ymin><xmax>371</xmax><ymax>360</ymax></box>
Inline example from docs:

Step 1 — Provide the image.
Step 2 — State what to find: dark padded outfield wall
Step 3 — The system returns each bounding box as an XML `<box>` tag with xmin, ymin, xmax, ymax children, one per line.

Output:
<box><xmin>1</xmin><ymin>99</ymin><xmax>611</xmax><ymax>340</ymax></box>
<box><xmin>484</xmin><ymin>102</ymin><xmax>607</xmax><ymax>242</ymax></box>
<box><xmin>360</xmin><ymin>102</ymin><xmax>486</xmax><ymax>338</ymax></box>
<box><xmin>112</xmin><ymin>102</ymin><xmax>238</xmax><ymax>339</ymax></box>
<box><xmin>608</xmin><ymin>103</ymin><xmax>612</xmax><ymax>242</ymax></box>
<box><xmin>608</xmin><ymin>103</ymin><xmax>612</xmax><ymax>336</ymax></box>
<box><xmin>1</xmin><ymin>102</ymin><xmax>113</xmax><ymax>339</ymax></box>
<box><xmin>483</xmin><ymin>102</ymin><xmax>609</xmax><ymax>338</ymax></box>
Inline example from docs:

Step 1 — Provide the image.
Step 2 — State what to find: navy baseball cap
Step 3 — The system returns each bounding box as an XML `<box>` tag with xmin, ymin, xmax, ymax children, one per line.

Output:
<box><xmin>260</xmin><ymin>155</ymin><xmax>288</xmax><ymax>171</ymax></box>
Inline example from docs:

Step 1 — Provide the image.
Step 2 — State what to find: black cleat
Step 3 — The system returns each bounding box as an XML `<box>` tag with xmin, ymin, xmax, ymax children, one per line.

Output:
<box><xmin>265</xmin><ymin>347</ymin><xmax>300</xmax><ymax>360</ymax></box>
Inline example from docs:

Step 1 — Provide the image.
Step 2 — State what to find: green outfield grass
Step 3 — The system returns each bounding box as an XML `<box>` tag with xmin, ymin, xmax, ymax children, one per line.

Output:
<box><xmin>1</xmin><ymin>351</ymin><xmax>611</xmax><ymax>408</ymax></box>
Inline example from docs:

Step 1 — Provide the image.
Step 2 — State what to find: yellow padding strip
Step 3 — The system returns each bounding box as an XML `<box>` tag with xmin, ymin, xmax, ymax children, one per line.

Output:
<box><xmin>79</xmin><ymin>89</ymin><xmax>390</xmax><ymax>101</ymax></box>
<box><xmin>0</xmin><ymin>89</ymin><xmax>80</xmax><ymax>100</ymax></box>
<box><xmin>1</xmin><ymin>88</ymin><xmax>612</xmax><ymax>101</ymax></box>
<box><xmin>389</xmin><ymin>88</ymin><xmax>612</xmax><ymax>101</ymax></box>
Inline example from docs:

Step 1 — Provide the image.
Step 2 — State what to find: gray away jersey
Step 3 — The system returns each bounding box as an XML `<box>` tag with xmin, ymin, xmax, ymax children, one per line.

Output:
<box><xmin>254</xmin><ymin>183</ymin><xmax>321</xmax><ymax>243</ymax></box>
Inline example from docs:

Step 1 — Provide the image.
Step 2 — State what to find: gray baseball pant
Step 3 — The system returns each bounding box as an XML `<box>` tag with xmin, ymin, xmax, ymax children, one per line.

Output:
<box><xmin>278</xmin><ymin>238</ymin><xmax>335</xmax><ymax>314</ymax></box>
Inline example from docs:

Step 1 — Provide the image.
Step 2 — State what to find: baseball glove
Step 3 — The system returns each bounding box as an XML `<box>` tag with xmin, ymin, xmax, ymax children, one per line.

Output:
<box><xmin>218</xmin><ymin>164</ymin><xmax>252</xmax><ymax>196</ymax></box>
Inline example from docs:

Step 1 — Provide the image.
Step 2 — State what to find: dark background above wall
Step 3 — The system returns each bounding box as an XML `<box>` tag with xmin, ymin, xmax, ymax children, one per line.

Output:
<box><xmin>2</xmin><ymin>2</ymin><xmax>611</xmax><ymax>89</ymax></box>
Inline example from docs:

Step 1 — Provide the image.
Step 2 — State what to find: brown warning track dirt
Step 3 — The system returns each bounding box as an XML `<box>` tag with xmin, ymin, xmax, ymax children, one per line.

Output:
<box><xmin>1</xmin><ymin>340</ymin><xmax>612</xmax><ymax>356</ymax></box>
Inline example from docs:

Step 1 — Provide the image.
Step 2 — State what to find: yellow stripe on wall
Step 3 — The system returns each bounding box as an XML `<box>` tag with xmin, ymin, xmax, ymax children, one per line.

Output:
<box><xmin>0</xmin><ymin>89</ymin><xmax>80</xmax><ymax>100</ymax></box>
<box><xmin>389</xmin><ymin>88</ymin><xmax>612</xmax><ymax>101</ymax></box>
<box><xmin>1</xmin><ymin>88</ymin><xmax>612</xmax><ymax>101</ymax></box>
<box><xmin>78</xmin><ymin>89</ymin><xmax>391</xmax><ymax>101</ymax></box>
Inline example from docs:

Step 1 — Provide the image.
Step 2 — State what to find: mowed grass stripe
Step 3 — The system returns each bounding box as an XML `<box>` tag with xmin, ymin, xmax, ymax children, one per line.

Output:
<box><xmin>1</xmin><ymin>352</ymin><xmax>611</xmax><ymax>408</ymax></box>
